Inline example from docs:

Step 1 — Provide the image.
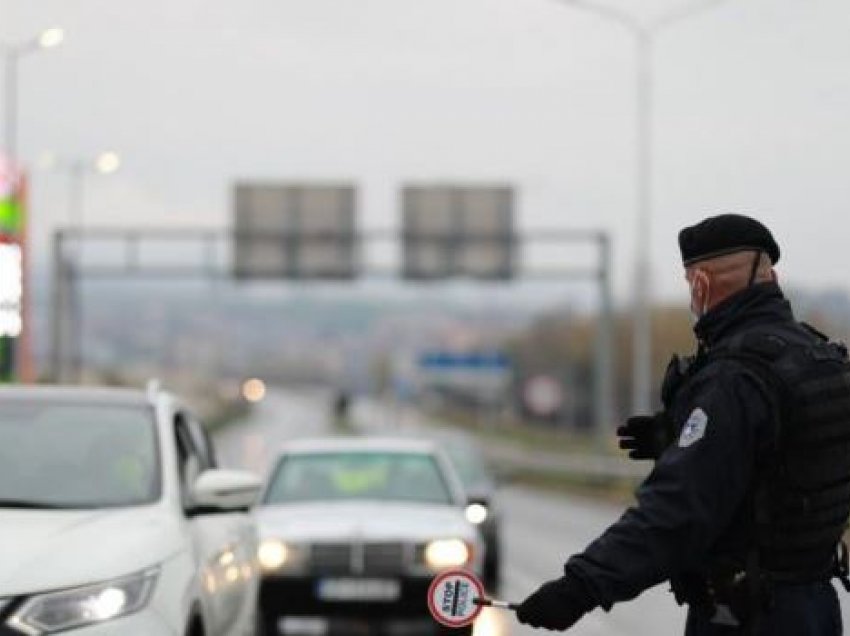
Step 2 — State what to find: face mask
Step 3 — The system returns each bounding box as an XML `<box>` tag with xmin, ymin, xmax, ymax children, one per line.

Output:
<box><xmin>689</xmin><ymin>306</ymin><xmax>700</xmax><ymax>326</ymax></box>
<box><xmin>689</xmin><ymin>270</ymin><xmax>710</xmax><ymax>324</ymax></box>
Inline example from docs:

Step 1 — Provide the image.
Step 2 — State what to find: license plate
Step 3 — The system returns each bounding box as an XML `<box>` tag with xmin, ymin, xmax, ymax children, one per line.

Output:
<box><xmin>316</xmin><ymin>578</ymin><xmax>401</xmax><ymax>602</ymax></box>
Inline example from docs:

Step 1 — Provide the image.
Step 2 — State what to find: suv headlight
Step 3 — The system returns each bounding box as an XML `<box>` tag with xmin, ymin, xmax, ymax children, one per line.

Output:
<box><xmin>424</xmin><ymin>539</ymin><xmax>471</xmax><ymax>569</ymax></box>
<box><xmin>7</xmin><ymin>569</ymin><xmax>158</xmax><ymax>635</ymax></box>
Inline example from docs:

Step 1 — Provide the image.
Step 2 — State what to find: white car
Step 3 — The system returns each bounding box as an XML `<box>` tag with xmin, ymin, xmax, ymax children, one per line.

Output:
<box><xmin>0</xmin><ymin>384</ymin><xmax>263</xmax><ymax>636</ymax></box>
<box><xmin>255</xmin><ymin>437</ymin><xmax>484</xmax><ymax>636</ymax></box>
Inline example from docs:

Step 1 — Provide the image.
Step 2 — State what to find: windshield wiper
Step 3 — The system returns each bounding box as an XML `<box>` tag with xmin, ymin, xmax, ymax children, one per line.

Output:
<box><xmin>0</xmin><ymin>499</ymin><xmax>83</xmax><ymax>510</ymax></box>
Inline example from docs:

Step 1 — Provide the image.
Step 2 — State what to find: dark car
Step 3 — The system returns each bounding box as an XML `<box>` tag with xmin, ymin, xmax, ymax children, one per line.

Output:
<box><xmin>442</xmin><ymin>440</ymin><xmax>502</xmax><ymax>591</ymax></box>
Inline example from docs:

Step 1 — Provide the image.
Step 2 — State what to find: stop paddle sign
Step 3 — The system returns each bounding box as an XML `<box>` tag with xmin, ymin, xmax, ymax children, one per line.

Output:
<box><xmin>427</xmin><ymin>569</ymin><xmax>518</xmax><ymax>628</ymax></box>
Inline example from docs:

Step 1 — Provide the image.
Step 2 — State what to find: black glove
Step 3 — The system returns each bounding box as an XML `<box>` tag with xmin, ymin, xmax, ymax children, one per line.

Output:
<box><xmin>516</xmin><ymin>574</ymin><xmax>596</xmax><ymax>631</ymax></box>
<box><xmin>617</xmin><ymin>411</ymin><xmax>676</xmax><ymax>460</ymax></box>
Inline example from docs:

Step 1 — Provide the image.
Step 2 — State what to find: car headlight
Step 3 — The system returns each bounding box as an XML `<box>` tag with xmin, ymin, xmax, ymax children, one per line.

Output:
<box><xmin>7</xmin><ymin>569</ymin><xmax>158</xmax><ymax>635</ymax></box>
<box><xmin>465</xmin><ymin>503</ymin><xmax>489</xmax><ymax>525</ymax></box>
<box><xmin>258</xmin><ymin>539</ymin><xmax>289</xmax><ymax>571</ymax></box>
<box><xmin>424</xmin><ymin>539</ymin><xmax>471</xmax><ymax>569</ymax></box>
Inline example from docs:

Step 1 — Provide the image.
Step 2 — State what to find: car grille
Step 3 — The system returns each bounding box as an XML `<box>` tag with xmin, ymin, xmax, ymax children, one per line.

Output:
<box><xmin>363</xmin><ymin>542</ymin><xmax>406</xmax><ymax>574</ymax></box>
<box><xmin>311</xmin><ymin>544</ymin><xmax>353</xmax><ymax>574</ymax></box>
<box><xmin>309</xmin><ymin>542</ymin><xmax>410</xmax><ymax>575</ymax></box>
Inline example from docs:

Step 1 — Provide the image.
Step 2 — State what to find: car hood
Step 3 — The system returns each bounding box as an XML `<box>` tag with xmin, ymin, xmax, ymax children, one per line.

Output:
<box><xmin>257</xmin><ymin>501</ymin><xmax>478</xmax><ymax>544</ymax></box>
<box><xmin>0</xmin><ymin>504</ymin><xmax>184</xmax><ymax>597</ymax></box>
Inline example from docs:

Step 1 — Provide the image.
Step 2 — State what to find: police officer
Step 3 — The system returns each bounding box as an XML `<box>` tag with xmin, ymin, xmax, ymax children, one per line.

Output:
<box><xmin>516</xmin><ymin>214</ymin><xmax>850</xmax><ymax>635</ymax></box>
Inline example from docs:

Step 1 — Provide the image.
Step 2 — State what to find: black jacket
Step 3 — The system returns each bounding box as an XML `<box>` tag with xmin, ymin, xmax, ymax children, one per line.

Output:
<box><xmin>566</xmin><ymin>283</ymin><xmax>792</xmax><ymax>609</ymax></box>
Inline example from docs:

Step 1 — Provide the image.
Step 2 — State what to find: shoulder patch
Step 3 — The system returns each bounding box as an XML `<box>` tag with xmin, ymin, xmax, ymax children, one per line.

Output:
<box><xmin>678</xmin><ymin>407</ymin><xmax>709</xmax><ymax>448</ymax></box>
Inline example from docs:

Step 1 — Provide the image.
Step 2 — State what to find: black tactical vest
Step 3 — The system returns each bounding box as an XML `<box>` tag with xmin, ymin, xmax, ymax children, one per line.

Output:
<box><xmin>705</xmin><ymin>321</ymin><xmax>850</xmax><ymax>582</ymax></box>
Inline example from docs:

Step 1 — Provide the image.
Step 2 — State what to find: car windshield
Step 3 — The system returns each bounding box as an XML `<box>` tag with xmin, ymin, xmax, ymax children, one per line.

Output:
<box><xmin>264</xmin><ymin>451</ymin><xmax>453</xmax><ymax>505</ymax></box>
<box><xmin>0</xmin><ymin>401</ymin><xmax>161</xmax><ymax>509</ymax></box>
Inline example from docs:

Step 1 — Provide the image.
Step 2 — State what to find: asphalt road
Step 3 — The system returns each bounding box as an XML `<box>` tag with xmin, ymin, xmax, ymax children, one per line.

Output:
<box><xmin>214</xmin><ymin>389</ymin><xmax>847</xmax><ymax>636</ymax></box>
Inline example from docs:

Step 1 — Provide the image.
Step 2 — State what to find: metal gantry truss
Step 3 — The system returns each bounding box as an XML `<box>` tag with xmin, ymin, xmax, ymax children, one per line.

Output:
<box><xmin>50</xmin><ymin>227</ymin><xmax>615</xmax><ymax>436</ymax></box>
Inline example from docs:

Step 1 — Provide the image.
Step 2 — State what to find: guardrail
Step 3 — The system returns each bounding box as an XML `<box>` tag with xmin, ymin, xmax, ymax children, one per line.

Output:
<box><xmin>479</xmin><ymin>443</ymin><xmax>651</xmax><ymax>481</ymax></box>
<box><xmin>351</xmin><ymin>399</ymin><xmax>651</xmax><ymax>482</ymax></box>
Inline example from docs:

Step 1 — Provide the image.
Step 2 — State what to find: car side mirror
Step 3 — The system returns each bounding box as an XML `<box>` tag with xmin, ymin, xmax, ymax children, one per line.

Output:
<box><xmin>466</xmin><ymin>495</ymin><xmax>489</xmax><ymax>508</ymax></box>
<box><xmin>189</xmin><ymin>469</ymin><xmax>262</xmax><ymax>515</ymax></box>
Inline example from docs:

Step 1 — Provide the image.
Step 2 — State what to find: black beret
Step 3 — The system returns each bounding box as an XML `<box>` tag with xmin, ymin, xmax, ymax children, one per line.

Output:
<box><xmin>678</xmin><ymin>214</ymin><xmax>780</xmax><ymax>267</ymax></box>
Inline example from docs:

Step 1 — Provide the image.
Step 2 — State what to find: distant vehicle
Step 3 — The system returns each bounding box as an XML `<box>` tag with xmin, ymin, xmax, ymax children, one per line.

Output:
<box><xmin>255</xmin><ymin>437</ymin><xmax>484</xmax><ymax>636</ymax></box>
<box><xmin>332</xmin><ymin>392</ymin><xmax>350</xmax><ymax>421</ymax></box>
<box><xmin>442</xmin><ymin>441</ymin><xmax>502</xmax><ymax>590</ymax></box>
<box><xmin>0</xmin><ymin>384</ymin><xmax>263</xmax><ymax>636</ymax></box>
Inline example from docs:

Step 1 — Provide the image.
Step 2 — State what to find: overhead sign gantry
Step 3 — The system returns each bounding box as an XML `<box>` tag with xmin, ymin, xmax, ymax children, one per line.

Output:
<box><xmin>402</xmin><ymin>185</ymin><xmax>514</xmax><ymax>280</ymax></box>
<box><xmin>233</xmin><ymin>183</ymin><xmax>357</xmax><ymax>280</ymax></box>
<box><xmin>50</xmin><ymin>180</ymin><xmax>614</xmax><ymax>437</ymax></box>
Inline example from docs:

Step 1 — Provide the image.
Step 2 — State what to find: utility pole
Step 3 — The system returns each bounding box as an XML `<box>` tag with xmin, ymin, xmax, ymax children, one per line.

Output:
<box><xmin>550</xmin><ymin>0</ymin><xmax>734</xmax><ymax>414</ymax></box>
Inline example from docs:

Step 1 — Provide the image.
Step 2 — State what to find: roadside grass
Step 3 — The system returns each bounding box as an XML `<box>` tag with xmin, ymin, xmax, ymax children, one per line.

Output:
<box><xmin>331</xmin><ymin>415</ymin><xmax>357</xmax><ymax>434</ymax></box>
<box><xmin>420</xmin><ymin>406</ymin><xmax>641</xmax><ymax>503</ymax></box>
<box><xmin>429</xmin><ymin>406</ymin><xmax>621</xmax><ymax>457</ymax></box>
<box><xmin>204</xmin><ymin>397</ymin><xmax>252</xmax><ymax>432</ymax></box>
<box><xmin>508</xmin><ymin>469</ymin><xmax>640</xmax><ymax>506</ymax></box>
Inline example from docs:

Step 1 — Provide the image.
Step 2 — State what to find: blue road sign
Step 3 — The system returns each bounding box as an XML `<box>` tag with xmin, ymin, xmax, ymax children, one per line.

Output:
<box><xmin>418</xmin><ymin>352</ymin><xmax>511</xmax><ymax>372</ymax></box>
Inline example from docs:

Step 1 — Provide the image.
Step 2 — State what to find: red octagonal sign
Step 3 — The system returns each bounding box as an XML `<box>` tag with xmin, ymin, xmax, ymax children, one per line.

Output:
<box><xmin>427</xmin><ymin>569</ymin><xmax>484</xmax><ymax>628</ymax></box>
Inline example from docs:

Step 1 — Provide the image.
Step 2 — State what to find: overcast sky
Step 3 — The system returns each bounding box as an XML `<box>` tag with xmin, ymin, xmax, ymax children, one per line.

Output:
<box><xmin>4</xmin><ymin>0</ymin><xmax>850</xmax><ymax>303</ymax></box>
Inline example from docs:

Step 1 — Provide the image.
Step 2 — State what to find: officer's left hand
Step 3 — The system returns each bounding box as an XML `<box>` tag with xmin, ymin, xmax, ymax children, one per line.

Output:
<box><xmin>516</xmin><ymin>575</ymin><xmax>595</xmax><ymax>631</ymax></box>
<box><xmin>617</xmin><ymin>411</ymin><xmax>675</xmax><ymax>460</ymax></box>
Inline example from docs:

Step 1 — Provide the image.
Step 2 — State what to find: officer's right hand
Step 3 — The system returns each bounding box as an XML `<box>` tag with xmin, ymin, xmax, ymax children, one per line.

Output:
<box><xmin>617</xmin><ymin>411</ymin><xmax>675</xmax><ymax>460</ymax></box>
<box><xmin>516</xmin><ymin>575</ymin><xmax>594</xmax><ymax>631</ymax></box>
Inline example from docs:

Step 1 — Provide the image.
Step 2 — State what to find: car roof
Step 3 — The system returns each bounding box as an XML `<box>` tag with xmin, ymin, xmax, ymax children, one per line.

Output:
<box><xmin>0</xmin><ymin>384</ymin><xmax>152</xmax><ymax>407</ymax></box>
<box><xmin>277</xmin><ymin>436</ymin><xmax>444</xmax><ymax>456</ymax></box>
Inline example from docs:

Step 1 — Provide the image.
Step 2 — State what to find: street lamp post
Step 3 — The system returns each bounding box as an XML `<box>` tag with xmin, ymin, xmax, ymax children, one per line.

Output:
<box><xmin>550</xmin><ymin>0</ymin><xmax>732</xmax><ymax>415</ymax></box>
<box><xmin>40</xmin><ymin>151</ymin><xmax>121</xmax><ymax>383</ymax></box>
<box><xmin>40</xmin><ymin>150</ymin><xmax>122</xmax><ymax>231</ymax></box>
<box><xmin>64</xmin><ymin>152</ymin><xmax>122</xmax><ymax>232</ymax></box>
<box><xmin>2</xmin><ymin>27</ymin><xmax>64</xmax><ymax>166</ymax></box>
